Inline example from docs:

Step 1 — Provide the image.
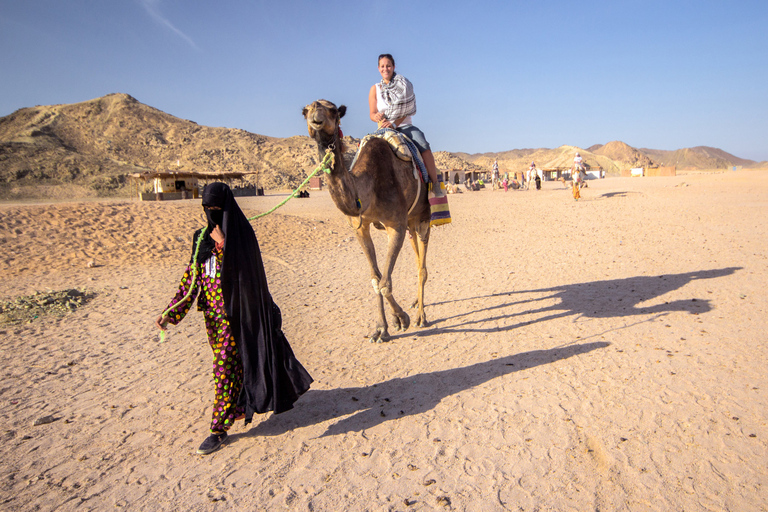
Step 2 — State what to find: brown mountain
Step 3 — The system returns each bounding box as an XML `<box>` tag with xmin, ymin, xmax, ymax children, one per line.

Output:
<box><xmin>590</xmin><ymin>141</ymin><xmax>653</xmax><ymax>168</ymax></box>
<box><xmin>459</xmin><ymin>145</ymin><xmax>625</xmax><ymax>175</ymax></box>
<box><xmin>637</xmin><ymin>146</ymin><xmax>755</xmax><ymax>170</ymax></box>
<box><xmin>0</xmin><ymin>93</ymin><xmax>361</xmax><ymax>199</ymax></box>
<box><xmin>0</xmin><ymin>93</ymin><xmax>759</xmax><ymax>199</ymax></box>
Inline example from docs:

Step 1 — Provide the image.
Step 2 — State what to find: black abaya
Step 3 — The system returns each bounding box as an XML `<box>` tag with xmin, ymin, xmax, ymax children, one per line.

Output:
<box><xmin>201</xmin><ymin>183</ymin><xmax>312</xmax><ymax>421</ymax></box>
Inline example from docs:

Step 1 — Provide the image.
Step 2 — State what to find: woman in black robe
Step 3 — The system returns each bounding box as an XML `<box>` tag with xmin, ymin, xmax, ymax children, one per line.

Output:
<box><xmin>156</xmin><ymin>182</ymin><xmax>312</xmax><ymax>454</ymax></box>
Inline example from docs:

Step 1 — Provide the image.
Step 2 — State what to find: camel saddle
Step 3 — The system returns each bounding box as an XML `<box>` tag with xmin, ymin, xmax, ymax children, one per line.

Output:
<box><xmin>352</xmin><ymin>129</ymin><xmax>428</xmax><ymax>184</ymax></box>
<box><xmin>360</xmin><ymin>130</ymin><xmax>412</xmax><ymax>161</ymax></box>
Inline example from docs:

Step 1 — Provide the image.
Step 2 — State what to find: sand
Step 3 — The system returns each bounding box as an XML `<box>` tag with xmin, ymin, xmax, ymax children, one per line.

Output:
<box><xmin>1</xmin><ymin>171</ymin><xmax>767</xmax><ymax>511</ymax></box>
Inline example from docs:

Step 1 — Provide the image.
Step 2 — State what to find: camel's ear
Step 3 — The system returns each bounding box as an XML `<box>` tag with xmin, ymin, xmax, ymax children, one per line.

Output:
<box><xmin>302</xmin><ymin>106</ymin><xmax>309</xmax><ymax>118</ymax></box>
<box><xmin>338</xmin><ymin>105</ymin><xmax>346</xmax><ymax>118</ymax></box>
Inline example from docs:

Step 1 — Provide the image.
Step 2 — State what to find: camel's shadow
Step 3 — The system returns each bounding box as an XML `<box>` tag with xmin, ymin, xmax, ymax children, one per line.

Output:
<box><xmin>230</xmin><ymin>341</ymin><xmax>608</xmax><ymax>441</ymax></box>
<box><xmin>229</xmin><ymin>268</ymin><xmax>737</xmax><ymax>443</ymax></box>
<box><xmin>409</xmin><ymin>267</ymin><xmax>741</xmax><ymax>337</ymax></box>
<box><xmin>599</xmin><ymin>191</ymin><xmax>640</xmax><ymax>199</ymax></box>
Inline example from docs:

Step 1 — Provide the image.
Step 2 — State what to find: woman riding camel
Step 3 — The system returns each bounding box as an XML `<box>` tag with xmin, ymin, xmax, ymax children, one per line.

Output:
<box><xmin>369</xmin><ymin>53</ymin><xmax>445</xmax><ymax>199</ymax></box>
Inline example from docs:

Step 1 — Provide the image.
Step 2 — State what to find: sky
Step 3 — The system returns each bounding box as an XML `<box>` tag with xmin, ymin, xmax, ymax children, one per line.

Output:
<box><xmin>1</xmin><ymin>0</ymin><xmax>766</xmax><ymax>161</ymax></box>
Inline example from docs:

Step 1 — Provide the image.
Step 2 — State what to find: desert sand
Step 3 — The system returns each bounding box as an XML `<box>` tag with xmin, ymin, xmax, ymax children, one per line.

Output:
<box><xmin>1</xmin><ymin>171</ymin><xmax>767</xmax><ymax>511</ymax></box>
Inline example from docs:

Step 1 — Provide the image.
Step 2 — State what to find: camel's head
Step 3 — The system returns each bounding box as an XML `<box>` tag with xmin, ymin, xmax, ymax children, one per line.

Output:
<box><xmin>302</xmin><ymin>100</ymin><xmax>346</xmax><ymax>144</ymax></box>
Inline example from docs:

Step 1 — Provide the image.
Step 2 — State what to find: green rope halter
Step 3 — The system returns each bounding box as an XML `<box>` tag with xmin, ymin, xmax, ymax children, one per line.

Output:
<box><xmin>246</xmin><ymin>148</ymin><xmax>335</xmax><ymax>221</ymax></box>
<box><xmin>158</xmin><ymin>225</ymin><xmax>208</xmax><ymax>342</ymax></box>
<box><xmin>158</xmin><ymin>148</ymin><xmax>335</xmax><ymax>342</ymax></box>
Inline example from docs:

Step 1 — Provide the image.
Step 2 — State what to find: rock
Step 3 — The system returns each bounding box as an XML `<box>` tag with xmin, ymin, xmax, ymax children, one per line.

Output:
<box><xmin>33</xmin><ymin>415</ymin><xmax>59</xmax><ymax>426</ymax></box>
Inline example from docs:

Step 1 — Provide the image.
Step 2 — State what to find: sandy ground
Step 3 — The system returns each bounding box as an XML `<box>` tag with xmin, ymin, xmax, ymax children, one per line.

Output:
<box><xmin>0</xmin><ymin>171</ymin><xmax>767</xmax><ymax>511</ymax></box>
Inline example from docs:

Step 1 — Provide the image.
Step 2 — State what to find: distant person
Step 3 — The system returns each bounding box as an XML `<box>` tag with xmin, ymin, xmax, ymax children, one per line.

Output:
<box><xmin>155</xmin><ymin>183</ymin><xmax>313</xmax><ymax>455</ymax></box>
<box><xmin>527</xmin><ymin>161</ymin><xmax>536</xmax><ymax>189</ymax></box>
<box><xmin>572</xmin><ymin>152</ymin><xmax>586</xmax><ymax>192</ymax></box>
<box><xmin>573</xmin><ymin>152</ymin><xmax>583</xmax><ymax>170</ymax></box>
<box><xmin>573</xmin><ymin>152</ymin><xmax>586</xmax><ymax>179</ymax></box>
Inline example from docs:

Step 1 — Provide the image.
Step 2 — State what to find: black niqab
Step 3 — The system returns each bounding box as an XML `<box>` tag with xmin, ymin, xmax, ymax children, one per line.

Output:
<box><xmin>197</xmin><ymin>182</ymin><xmax>312</xmax><ymax>420</ymax></box>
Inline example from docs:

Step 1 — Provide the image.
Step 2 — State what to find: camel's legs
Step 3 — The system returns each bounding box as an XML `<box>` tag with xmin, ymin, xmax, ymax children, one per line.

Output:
<box><xmin>355</xmin><ymin>223</ymin><xmax>382</xmax><ymax>283</ymax></box>
<box><xmin>355</xmin><ymin>223</ymin><xmax>409</xmax><ymax>343</ymax></box>
<box><xmin>408</xmin><ymin>227</ymin><xmax>429</xmax><ymax>327</ymax></box>
<box><xmin>379</xmin><ymin>225</ymin><xmax>410</xmax><ymax>335</ymax></box>
<box><xmin>354</xmin><ymin>224</ymin><xmax>386</xmax><ymax>342</ymax></box>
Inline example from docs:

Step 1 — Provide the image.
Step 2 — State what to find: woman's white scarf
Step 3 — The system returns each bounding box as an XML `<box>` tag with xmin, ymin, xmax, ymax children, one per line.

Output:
<box><xmin>379</xmin><ymin>73</ymin><xmax>416</xmax><ymax>122</ymax></box>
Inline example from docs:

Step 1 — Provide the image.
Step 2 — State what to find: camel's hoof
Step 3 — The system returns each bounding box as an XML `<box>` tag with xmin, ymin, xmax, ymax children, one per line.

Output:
<box><xmin>416</xmin><ymin>316</ymin><xmax>429</xmax><ymax>328</ymax></box>
<box><xmin>367</xmin><ymin>328</ymin><xmax>389</xmax><ymax>344</ymax></box>
<box><xmin>392</xmin><ymin>312</ymin><xmax>410</xmax><ymax>332</ymax></box>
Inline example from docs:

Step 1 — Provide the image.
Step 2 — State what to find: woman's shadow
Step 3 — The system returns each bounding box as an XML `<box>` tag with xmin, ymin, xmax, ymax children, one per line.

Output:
<box><xmin>231</xmin><ymin>341</ymin><xmax>608</xmax><ymax>441</ymax></box>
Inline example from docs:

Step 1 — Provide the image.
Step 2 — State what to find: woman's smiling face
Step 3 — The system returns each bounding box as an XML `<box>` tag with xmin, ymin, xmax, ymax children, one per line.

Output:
<box><xmin>378</xmin><ymin>56</ymin><xmax>395</xmax><ymax>82</ymax></box>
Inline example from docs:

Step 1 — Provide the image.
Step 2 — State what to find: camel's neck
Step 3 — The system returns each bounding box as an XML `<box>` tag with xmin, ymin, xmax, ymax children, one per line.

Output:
<box><xmin>316</xmin><ymin>129</ymin><xmax>362</xmax><ymax>217</ymax></box>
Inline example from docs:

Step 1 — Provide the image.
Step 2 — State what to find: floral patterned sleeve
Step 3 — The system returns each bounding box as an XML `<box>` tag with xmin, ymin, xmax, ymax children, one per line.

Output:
<box><xmin>164</xmin><ymin>263</ymin><xmax>201</xmax><ymax>326</ymax></box>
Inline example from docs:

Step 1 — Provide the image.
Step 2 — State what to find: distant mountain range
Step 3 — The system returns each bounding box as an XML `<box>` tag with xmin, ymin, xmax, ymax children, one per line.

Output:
<box><xmin>0</xmin><ymin>93</ymin><xmax>762</xmax><ymax>199</ymax></box>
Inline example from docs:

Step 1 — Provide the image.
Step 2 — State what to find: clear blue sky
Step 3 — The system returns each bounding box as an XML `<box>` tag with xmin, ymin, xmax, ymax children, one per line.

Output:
<box><xmin>1</xmin><ymin>0</ymin><xmax>766</xmax><ymax>161</ymax></box>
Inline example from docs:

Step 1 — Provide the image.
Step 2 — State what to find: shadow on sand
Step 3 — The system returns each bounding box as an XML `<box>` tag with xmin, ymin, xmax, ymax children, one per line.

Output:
<box><xmin>230</xmin><ymin>268</ymin><xmax>738</xmax><ymax>442</ymax></box>
<box><xmin>231</xmin><ymin>341</ymin><xmax>609</xmax><ymax>440</ymax></box>
<box><xmin>414</xmin><ymin>267</ymin><xmax>741</xmax><ymax>337</ymax></box>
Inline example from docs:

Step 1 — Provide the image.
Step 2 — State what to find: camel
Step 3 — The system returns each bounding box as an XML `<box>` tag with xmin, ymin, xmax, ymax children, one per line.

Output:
<box><xmin>302</xmin><ymin>99</ymin><xmax>432</xmax><ymax>343</ymax></box>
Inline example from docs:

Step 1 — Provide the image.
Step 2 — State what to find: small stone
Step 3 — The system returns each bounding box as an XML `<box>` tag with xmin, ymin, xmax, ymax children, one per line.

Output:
<box><xmin>33</xmin><ymin>415</ymin><xmax>58</xmax><ymax>426</ymax></box>
<box><xmin>86</xmin><ymin>260</ymin><xmax>96</xmax><ymax>268</ymax></box>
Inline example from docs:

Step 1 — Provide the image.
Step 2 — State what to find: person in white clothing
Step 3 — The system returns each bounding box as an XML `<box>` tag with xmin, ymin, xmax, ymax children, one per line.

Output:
<box><xmin>573</xmin><ymin>152</ymin><xmax>584</xmax><ymax>172</ymax></box>
<box><xmin>572</xmin><ymin>152</ymin><xmax>586</xmax><ymax>190</ymax></box>
<box><xmin>527</xmin><ymin>161</ymin><xmax>537</xmax><ymax>190</ymax></box>
<box><xmin>369</xmin><ymin>54</ymin><xmax>444</xmax><ymax>197</ymax></box>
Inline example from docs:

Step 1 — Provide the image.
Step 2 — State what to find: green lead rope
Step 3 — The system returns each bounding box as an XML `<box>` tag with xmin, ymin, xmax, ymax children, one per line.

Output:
<box><xmin>246</xmin><ymin>149</ymin><xmax>334</xmax><ymax>221</ymax></box>
<box><xmin>159</xmin><ymin>225</ymin><xmax>208</xmax><ymax>343</ymax></box>
<box><xmin>158</xmin><ymin>149</ymin><xmax>335</xmax><ymax>342</ymax></box>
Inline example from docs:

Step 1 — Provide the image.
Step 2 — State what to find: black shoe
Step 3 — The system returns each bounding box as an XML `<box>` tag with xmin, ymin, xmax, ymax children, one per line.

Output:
<box><xmin>197</xmin><ymin>431</ymin><xmax>227</xmax><ymax>455</ymax></box>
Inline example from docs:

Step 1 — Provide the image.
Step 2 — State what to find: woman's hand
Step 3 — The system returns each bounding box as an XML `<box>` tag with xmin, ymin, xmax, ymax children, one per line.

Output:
<box><xmin>211</xmin><ymin>225</ymin><xmax>225</xmax><ymax>244</ymax></box>
<box><xmin>155</xmin><ymin>315</ymin><xmax>168</xmax><ymax>331</ymax></box>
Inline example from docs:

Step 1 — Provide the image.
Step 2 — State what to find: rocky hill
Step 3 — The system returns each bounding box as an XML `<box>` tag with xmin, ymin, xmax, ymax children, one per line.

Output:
<box><xmin>638</xmin><ymin>146</ymin><xmax>755</xmax><ymax>170</ymax></box>
<box><xmin>0</xmin><ymin>93</ymin><xmax>361</xmax><ymax>199</ymax></box>
<box><xmin>0</xmin><ymin>93</ymin><xmax>760</xmax><ymax>199</ymax></box>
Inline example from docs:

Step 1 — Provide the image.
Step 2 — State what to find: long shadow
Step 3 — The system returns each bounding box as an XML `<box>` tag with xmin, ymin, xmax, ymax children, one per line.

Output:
<box><xmin>229</xmin><ymin>341</ymin><xmax>608</xmax><ymax>441</ymax></box>
<box><xmin>600</xmin><ymin>191</ymin><xmax>639</xmax><ymax>199</ymax></box>
<box><xmin>398</xmin><ymin>267</ymin><xmax>741</xmax><ymax>338</ymax></box>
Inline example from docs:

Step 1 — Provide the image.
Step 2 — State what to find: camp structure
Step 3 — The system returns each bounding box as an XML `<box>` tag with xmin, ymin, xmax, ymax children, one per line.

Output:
<box><xmin>620</xmin><ymin>166</ymin><xmax>676</xmax><ymax>178</ymax></box>
<box><xmin>539</xmin><ymin>164</ymin><xmax>604</xmax><ymax>181</ymax></box>
<box><xmin>129</xmin><ymin>170</ymin><xmax>261</xmax><ymax>201</ymax></box>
